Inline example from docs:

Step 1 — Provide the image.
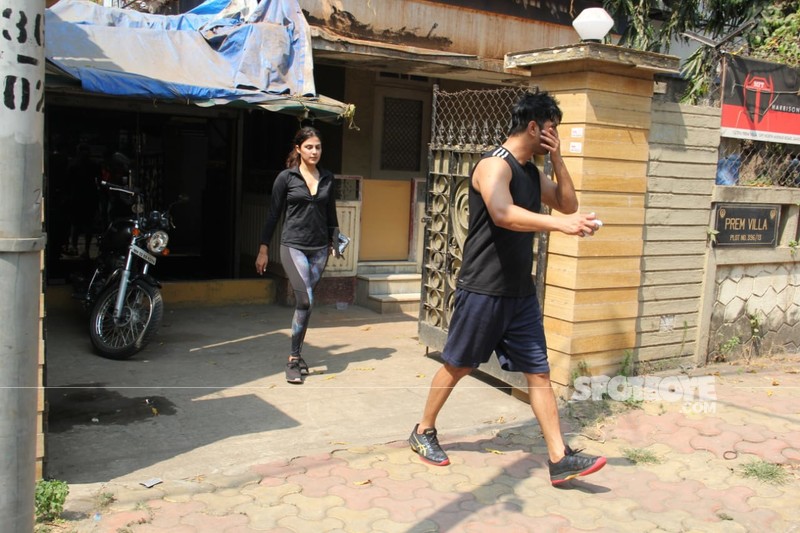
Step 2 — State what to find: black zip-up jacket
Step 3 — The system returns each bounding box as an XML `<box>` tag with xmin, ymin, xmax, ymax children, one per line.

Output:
<box><xmin>259</xmin><ymin>167</ymin><xmax>339</xmax><ymax>250</ymax></box>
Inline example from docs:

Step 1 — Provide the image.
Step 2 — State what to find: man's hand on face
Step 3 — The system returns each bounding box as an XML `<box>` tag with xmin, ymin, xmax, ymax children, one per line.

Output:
<box><xmin>539</xmin><ymin>124</ymin><xmax>561</xmax><ymax>156</ymax></box>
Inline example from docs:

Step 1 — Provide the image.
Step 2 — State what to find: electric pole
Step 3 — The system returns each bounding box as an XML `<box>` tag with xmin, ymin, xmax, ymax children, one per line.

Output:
<box><xmin>0</xmin><ymin>0</ymin><xmax>47</xmax><ymax>530</ymax></box>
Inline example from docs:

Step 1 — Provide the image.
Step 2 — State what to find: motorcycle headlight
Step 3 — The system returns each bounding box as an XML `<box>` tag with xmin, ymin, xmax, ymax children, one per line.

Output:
<box><xmin>147</xmin><ymin>230</ymin><xmax>169</xmax><ymax>253</ymax></box>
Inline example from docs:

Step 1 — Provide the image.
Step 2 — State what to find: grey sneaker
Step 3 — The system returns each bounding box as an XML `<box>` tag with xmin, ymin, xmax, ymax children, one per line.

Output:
<box><xmin>409</xmin><ymin>424</ymin><xmax>450</xmax><ymax>466</ymax></box>
<box><xmin>548</xmin><ymin>445</ymin><xmax>606</xmax><ymax>485</ymax></box>
<box><xmin>296</xmin><ymin>357</ymin><xmax>309</xmax><ymax>375</ymax></box>
<box><xmin>285</xmin><ymin>360</ymin><xmax>303</xmax><ymax>384</ymax></box>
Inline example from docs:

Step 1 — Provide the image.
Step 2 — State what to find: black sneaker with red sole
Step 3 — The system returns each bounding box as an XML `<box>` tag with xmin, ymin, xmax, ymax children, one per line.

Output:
<box><xmin>548</xmin><ymin>445</ymin><xmax>606</xmax><ymax>485</ymax></box>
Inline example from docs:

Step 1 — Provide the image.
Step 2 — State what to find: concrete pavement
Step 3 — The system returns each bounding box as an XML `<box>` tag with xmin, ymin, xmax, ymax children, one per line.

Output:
<box><xmin>43</xmin><ymin>301</ymin><xmax>800</xmax><ymax>532</ymax></box>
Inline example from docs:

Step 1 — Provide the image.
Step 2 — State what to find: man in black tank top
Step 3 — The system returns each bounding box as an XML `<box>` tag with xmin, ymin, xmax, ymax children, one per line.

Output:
<box><xmin>409</xmin><ymin>91</ymin><xmax>607</xmax><ymax>486</ymax></box>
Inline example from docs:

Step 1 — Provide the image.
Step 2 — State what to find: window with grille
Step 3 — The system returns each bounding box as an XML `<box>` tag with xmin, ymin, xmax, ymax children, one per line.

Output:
<box><xmin>372</xmin><ymin>85</ymin><xmax>431</xmax><ymax>180</ymax></box>
<box><xmin>381</xmin><ymin>97</ymin><xmax>423</xmax><ymax>172</ymax></box>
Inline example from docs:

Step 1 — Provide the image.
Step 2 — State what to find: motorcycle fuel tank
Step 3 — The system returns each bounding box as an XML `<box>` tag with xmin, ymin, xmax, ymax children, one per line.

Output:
<box><xmin>99</xmin><ymin>219</ymin><xmax>135</xmax><ymax>252</ymax></box>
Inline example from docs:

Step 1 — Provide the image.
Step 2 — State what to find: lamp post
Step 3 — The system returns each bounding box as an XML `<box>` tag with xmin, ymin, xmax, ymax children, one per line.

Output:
<box><xmin>572</xmin><ymin>7</ymin><xmax>615</xmax><ymax>42</ymax></box>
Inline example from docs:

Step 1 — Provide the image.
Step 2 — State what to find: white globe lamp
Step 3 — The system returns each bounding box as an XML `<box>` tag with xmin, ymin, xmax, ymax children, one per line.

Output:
<box><xmin>572</xmin><ymin>7</ymin><xmax>615</xmax><ymax>43</ymax></box>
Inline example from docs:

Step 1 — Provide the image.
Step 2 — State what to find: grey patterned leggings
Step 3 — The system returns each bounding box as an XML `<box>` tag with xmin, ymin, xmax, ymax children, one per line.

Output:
<box><xmin>280</xmin><ymin>245</ymin><xmax>328</xmax><ymax>357</ymax></box>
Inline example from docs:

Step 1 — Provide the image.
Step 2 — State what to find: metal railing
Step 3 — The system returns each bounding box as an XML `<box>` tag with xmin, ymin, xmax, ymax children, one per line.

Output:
<box><xmin>717</xmin><ymin>138</ymin><xmax>800</xmax><ymax>188</ymax></box>
<box><xmin>701</xmin><ymin>68</ymin><xmax>800</xmax><ymax>189</ymax></box>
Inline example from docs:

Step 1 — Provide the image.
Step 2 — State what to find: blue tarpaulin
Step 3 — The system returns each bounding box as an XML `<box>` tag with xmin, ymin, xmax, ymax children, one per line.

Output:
<box><xmin>45</xmin><ymin>0</ymin><xmax>320</xmax><ymax>106</ymax></box>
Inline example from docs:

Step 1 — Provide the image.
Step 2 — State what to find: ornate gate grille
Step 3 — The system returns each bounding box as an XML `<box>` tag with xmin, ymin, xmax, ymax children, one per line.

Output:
<box><xmin>418</xmin><ymin>86</ymin><xmax>550</xmax><ymax>351</ymax></box>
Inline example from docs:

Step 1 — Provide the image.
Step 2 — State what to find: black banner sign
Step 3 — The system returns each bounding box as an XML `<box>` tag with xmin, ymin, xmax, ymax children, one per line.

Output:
<box><xmin>720</xmin><ymin>55</ymin><xmax>800</xmax><ymax>145</ymax></box>
<box><xmin>714</xmin><ymin>204</ymin><xmax>780</xmax><ymax>247</ymax></box>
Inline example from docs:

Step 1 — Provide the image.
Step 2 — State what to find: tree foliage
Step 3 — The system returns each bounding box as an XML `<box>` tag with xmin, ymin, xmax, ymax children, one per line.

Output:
<box><xmin>603</xmin><ymin>0</ymin><xmax>800</xmax><ymax>103</ymax></box>
<box><xmin>750</xmin><ymin>1</ymin><xmax>800</xmax><ymax>66</ymax></box>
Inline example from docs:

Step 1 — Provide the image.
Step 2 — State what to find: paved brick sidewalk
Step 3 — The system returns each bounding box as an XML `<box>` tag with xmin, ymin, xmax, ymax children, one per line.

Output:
<box><xmin>50</xmin><ymin>353</ymin><xmax>799</xmax><ymax>532</ymax></box>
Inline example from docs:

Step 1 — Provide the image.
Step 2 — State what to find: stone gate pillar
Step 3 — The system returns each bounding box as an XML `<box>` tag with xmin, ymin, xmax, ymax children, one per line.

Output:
<box><xmin>505</xmin><ymin>43</ymin><xmax>679</xmax><ymax>389</ymax></box>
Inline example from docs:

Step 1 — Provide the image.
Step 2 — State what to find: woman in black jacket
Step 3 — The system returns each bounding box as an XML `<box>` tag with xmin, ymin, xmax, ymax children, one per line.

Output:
<box><xmin>256</xmin><ymin>127</ymin><xmax>339</xmax><ymax>384</ymax></box>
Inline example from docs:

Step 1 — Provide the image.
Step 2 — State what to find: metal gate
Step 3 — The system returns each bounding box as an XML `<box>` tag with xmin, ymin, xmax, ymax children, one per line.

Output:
<box><xmin>418</xmin><ymin>86</ymin><xmax>550</xmax><ymax>352</ymax></box>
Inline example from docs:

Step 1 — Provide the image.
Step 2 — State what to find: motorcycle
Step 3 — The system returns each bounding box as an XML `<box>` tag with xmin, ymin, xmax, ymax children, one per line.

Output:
<box><xmin>74</xmin><ymin>182</ymin><xmax>187</xmax><ymax>359</ymax></box>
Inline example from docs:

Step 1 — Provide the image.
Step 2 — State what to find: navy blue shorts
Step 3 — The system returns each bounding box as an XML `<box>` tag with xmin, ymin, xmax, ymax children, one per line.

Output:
<box><xmin>440</xmin><ymin>288</ymin><xmax>550</xmax><ymax>374</ymax></box>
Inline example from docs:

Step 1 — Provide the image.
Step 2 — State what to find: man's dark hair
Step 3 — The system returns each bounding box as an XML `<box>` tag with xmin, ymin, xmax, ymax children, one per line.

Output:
<box><xmin>508</xmin><ymin>91</ymin><xmax>563</xmax><ymax>136</ymax></box>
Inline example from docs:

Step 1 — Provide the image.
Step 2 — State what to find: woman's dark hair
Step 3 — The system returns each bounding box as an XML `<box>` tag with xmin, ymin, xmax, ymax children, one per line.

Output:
<box><xmin>508</xmin><ymin>91</ymin><xmax>563</xmax><ymax>136</ymax></box>
<box><xmin>285</xmin><ymin>126</ymin><xmax>322</xmax><ymax>168</ymax></box>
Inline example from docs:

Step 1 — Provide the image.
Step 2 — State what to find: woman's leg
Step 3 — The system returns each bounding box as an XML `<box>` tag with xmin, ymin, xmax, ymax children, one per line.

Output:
<box><xmin>280</xmin><ymin>245</ymin><xmax>329</xmax><ymax>358</ymax></box>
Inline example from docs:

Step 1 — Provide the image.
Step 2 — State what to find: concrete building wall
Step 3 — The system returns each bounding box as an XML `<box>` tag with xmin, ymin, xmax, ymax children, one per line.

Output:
<box><xmin>300</xmin><ymin>0</ymin><xmax>579</xmax><ymax>60</ymax></box>
<box><xmin>643</xmin><ymin>101</ymin><xmax>800</xmax><ymax>369</ymax></box>
<box><xmin>637</xmin><ymin>102</ymin><xmax>719</xmax><ymax>369</ymax></box>
<box><xmin>342</xmin><ymin>70</ymin><xmax>376</xmax><ymax>178</ymax></box>
<box><xmin>700</xmin><ymin>186</ymin><xmax>800</xmax><ymax>363</ymax></box>
<box><xmin>709</xmin><ymin>263</ymin><xmax>800</xmax><ymax>360</ymax></box>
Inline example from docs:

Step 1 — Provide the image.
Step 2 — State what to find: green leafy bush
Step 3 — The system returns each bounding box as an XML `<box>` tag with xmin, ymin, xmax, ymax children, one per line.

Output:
<box><xmin>35</xmin><ymin>479</ymin><xmax>69</xmax><ymax>523</ymax></box>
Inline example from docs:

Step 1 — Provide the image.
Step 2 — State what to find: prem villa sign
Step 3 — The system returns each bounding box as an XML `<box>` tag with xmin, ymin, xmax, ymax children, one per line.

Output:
<box><xmin>714</xmin><ymin>204</ymin><xmax>780</xmax><ymax>247</ymax></box>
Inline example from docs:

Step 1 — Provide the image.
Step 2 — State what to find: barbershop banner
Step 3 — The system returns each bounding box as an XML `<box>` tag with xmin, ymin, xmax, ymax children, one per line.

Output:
<box><xmin>720</xmin><ymin>55</ymin><xmax>800</xmax><ymax>146</ymax></box>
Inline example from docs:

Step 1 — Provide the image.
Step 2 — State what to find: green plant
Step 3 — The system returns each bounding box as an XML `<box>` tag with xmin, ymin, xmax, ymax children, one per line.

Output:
<box><xmin>641</xmin><ymin>356</ymin><xmax>682</xmax><ymax>374</ymax></box>
<box><xmin>570</xmin><ymin>360</ymin><xmax>590</xmax><ymax>388</ymax></box>
<box><xmin>707</xmin><ymin>228</ymin><xmax>719</xmax><ymax>245</ymax></box>
<box><xmin>740</xmin><ymin>459</ymin><xmax>789</xmax><ymax>485</ymax></box>
<box><xmin>34</xmin><ymin>479</ymin><xmax>69</xmax><ymax>523</ymax></box>
<box><xmin>622</xmin><ymin>396</ymin><xmax>644</xmax><ymax>410</ymax></box>
<box><xmin>789</xmin><ymin>240</ymin><xmax>798</xmax><ymax>258</ymax></box>
<box><xmin>750</xmin><ymin>2</ymin><xmax>800</xmax><ymax>67</ymax></box>
<box><xmin>619</xmin><ymin>349</ymin><xmax>636</xmax><ymax>377</ymax></box>
<box><xmin>622</xmin><ymin>447</ymin><xmax>661</xmax><ymax>464</ymax></box>
<box><xmin>738</xmin><ymin>174</ymin><xmax>774</xmax><ymax>187</ymax></box>
<box><xmin>744</xmin><ymin>309</ymin><xmax>764</xmax><ymax>360</ymax></box>
<box><xmin>95</xmin><ymin>490</ymin><xmax>115</xmax><ymax>508</ymax></box>
<box><xmin>719</xmin><ymin>335</ymin><xmax>741</xmax><ymax>358</ymax></box>
<box><xmin>747</xmin><ymin>310</ymin><xmax>763</xmax><ymax>339</ymax></box>
<box><xmin>678</xmin><ymin>320</ymin><xmax>689</xmax><ymax>355</ymax></box>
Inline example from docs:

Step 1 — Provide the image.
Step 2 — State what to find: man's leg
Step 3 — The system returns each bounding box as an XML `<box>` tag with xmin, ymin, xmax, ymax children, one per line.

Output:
<box><xmin>526</xmin><ymin>372</ymin><xmax>566</xmax><ymax>462</ymax></box>
<box><xmin>526</xmin><ymin>371</ymin><xmax>606</xmax><ymax>485</ymax></box>
<box><xmin>419</xmin><ymin>363</ymin><xmax>473</xmax><ymax>431</ymax></box>
<box><xmin>409</xmin><ymin>363</ymin><xmax>472</xmax><ymax>466</ymax></box>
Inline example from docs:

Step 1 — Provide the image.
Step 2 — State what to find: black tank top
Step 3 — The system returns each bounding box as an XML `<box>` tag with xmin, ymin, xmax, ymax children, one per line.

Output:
<box><xmin>456</xmin><ymin>146</ymin><xmax>542</xmax><ymax>297</ymax></box>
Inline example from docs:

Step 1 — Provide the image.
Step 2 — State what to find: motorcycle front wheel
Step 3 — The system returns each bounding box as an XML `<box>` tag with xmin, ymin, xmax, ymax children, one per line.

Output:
<box><xmin>89</xmin><ymin>279</ymin><xmax>164</xmax><ymax>359</ymax></box>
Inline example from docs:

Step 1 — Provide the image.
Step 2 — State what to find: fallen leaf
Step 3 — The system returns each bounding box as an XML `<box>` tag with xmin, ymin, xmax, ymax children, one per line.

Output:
<box><xmin>324</xmin><ymin>376</ymin><xmax>336</xmax><ymax>381</ymax></box>
<box><xmin>496</xmin><ymin>416</ymin><xmax>505</xmax><ymax>424</ymax></box>
<box><xmin>484</xmin><ymin>448</ymin><xmax>505</xmax><ymax>455</ymax></box>
<box><xmin>772</xmin><ymin>380</ymin><xmax>780</xmax><ymax>386</ymax></box>
<box><xmin>767</xmin><ymin>391</ymin><xmax>774</xmax><ymax>397</ymax></box>
<box><xmin>417</xmin><ymin>374</ymin><xmax>426</xmax><ymax>378</ymax></box>
<box><xmin>354</xmin><ymin>479</ymin><xmax>371</xmax><ymax>486</ymax></box>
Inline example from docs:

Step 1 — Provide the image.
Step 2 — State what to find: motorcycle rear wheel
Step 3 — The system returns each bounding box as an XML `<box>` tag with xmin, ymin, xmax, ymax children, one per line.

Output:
<box><xmin>89</xmin><ymin>279</ymin><xmax>164</xmax><ymax>359</ymax></box>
